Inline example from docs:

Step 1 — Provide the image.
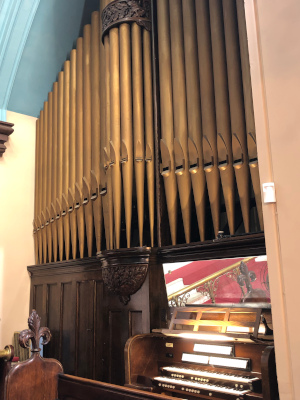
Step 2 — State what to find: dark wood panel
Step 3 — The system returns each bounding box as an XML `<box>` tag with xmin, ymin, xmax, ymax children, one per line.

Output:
<box><xmin>61</xmin><ymin>282</ymin><xmax>76</xmax><ymax>375</ymax></box>
<box><xmin>94</xmin><ymin>280</ymin><xmax>104</xmax><ymax>381</ymax></box>
<box><xmin>45</xmin><ymin>283</ymin><xmax>60</xmax><ymax>360</ymax></box>
<box><xmin>129</xmin><ymin>311</ymin><xmax>143</xmax><ymax>337</ymax></box>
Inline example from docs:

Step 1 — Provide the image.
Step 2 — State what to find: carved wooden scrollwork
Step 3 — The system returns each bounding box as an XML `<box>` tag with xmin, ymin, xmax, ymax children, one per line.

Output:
<box><xmin>19</xmin><ymin>309</ymin><xmax>51</xmax><ymax>353</ymax></box>
<box><xmin>102</xmin><ymin>0</ymin><xmax>151</xmax><ymax>40</ymax></box>
<box><xmin>99</xmin><ymin>247</ymin><xmax>151</xmax><ymax>305</ymax></box>
<box><xmin>0</xmin><ymin>121</ymin><xmax>14</xmax><ymax>156</ymax></box>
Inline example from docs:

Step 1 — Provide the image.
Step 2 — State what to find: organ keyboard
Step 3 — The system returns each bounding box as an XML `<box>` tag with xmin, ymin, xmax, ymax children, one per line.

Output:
<box><xmin>125</xmin><ymin>307</ymin><xmax>278</xmax><ymax>400</ymax></box>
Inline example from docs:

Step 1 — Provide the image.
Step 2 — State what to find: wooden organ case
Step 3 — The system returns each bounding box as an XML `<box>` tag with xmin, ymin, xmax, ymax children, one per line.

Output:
<box><xmin>29</xmin><ymin>0</ymin><xmax>274</xmax><ymax>392</ymax></box>
<box><xmin>125</xmin><ymin>307</ymin><xmax>278</xmax><ymax>400</ymax></box>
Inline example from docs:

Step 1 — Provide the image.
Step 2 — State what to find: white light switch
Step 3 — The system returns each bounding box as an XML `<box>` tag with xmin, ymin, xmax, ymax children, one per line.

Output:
<box><xmin>262</xmin><ymin>182</ymin><xmax>276</xmax><ymax>204</ymax></box>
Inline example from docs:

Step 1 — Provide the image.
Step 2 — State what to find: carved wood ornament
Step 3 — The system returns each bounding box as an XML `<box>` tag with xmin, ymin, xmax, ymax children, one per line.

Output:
<box><xmin>0</xmin><ymin>121</ymin><xmax>14</xmax><ymax>156</ymax></box>
<box><xmin>102</xmin><ymin>0</ymin><xmax>151</xmax><ymax>40</ymax></box>
<box><xmin>19</xmin><ymin>309</ymin><xmax>51</xmax><ymax>353</ymax></box>
<box><xmin>99</xmin><ymin>247</ymin><xmax>151</xmax><ymax>305</ymax></box>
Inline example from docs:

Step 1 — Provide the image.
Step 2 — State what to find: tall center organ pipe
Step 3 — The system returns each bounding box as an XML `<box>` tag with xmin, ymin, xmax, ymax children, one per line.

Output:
<box><xmin>236</xmin><ymin>0</ymin><xmax>263</xmax><ymax>231</ymax></box>
<box><xmin>120</xmin><ymin>21</ymin><xmax>133</xmax><ymax>248</ymax></box>
<box><xmin>209</xmin><ymin>0</ymin><xmax>235</xmax><ymax>235</ymax></box>
<box><xmin>62</xmin><ymin>60</ymin><xmax>71</xmax><ymax>260</ymax></box>
<box><xmin>156</xmin><ymin>0</ymin><xmax>178</xmax><ymax>245</ymax></box>
<box><xmin>75</xmin><ymin>37</ymin><xmax>85</xmax><ymax>258</ymax></box>
<box><xmin>182</xmin><ymin>0</ymin><xmax>206</xmax><ymax>242</ymax></box>
<box><xmin>68</xmin><ymin>49</ymin><xmax>78</xmax><ymax>259</ymax></box>
<box><xmin>195</xmin><ymin>0</ymin><xmax>220</xmax><ymax>238</ymax></box>
<box><xmin>91</xmin><ymin>11</ymin><xmax>103</xmax><ymax>253</ymax></box>
<box><xmin>41</xmin><ymin>106</ymin><xmax>48</xmax><ymax>263</ymax></box>
<box><xmin>222</xmin><ymin>0</ymin><xmax>250</xmax><ymax>232</ymax></box>
<box><xmin>83</xmin><ymin>24</ymin><xmax>94</xmax><ymax>257</ymax></box>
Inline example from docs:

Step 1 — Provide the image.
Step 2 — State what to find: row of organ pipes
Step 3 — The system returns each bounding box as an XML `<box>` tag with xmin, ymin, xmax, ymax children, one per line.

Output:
<box><xmin>33</xmin><ymin>0</ymin><xmax>263</xmax><ymax>264</ymax></box>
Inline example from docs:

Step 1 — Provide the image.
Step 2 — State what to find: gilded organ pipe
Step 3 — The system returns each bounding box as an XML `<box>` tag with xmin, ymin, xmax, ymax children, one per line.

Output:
<box><xmin>209</xmin><ymin>0</ymin><xmax>235</xmax><ymax>235</ymax></box>
<box><xmin>222</xmin><ymin>0</ymin><xmax>250</xmax><ymax>232</ymax></box>
<box><xmin>182</xmin><ymin>0</ymin><xmax>206</xmax><ymax>242</ymax></box>
<box><xmin>156</xmin><ymin>0</ymin><xmax>178</xmax><ymax>245</ymax></box>
<box><xmin>57</xmin><ymin>71</ymin><xmax>64</xmax><ymax>261</ymax></box>
<box><xmin>46</xmin><ymin>91</ymin><xmax>53</xmax><ymax>262</ymax></box>
<box><xmin>62</xmin><ymin>60</ymin><xmax>71</xmax><ymax>260</ymax></box>
<box><xmin>75</xmin><ymin>37</ymin><xmax>85</xmax><ymax>258</ymax></box>
<box><xmin>42</xmin><ymin>103</ymin><xmax>49</xmax><ymax>263</ymax></box>
<box><xmin>83</xmin><ymin>24</ymin><xmax>94</xmax><ymax>257</ymax></box>
<box><xmin>169</xmin><ymin>0</ymin><xmax>192</xmax><ymax>244</ymax></box>
<box><xmin>143</xmin><ymin>27</ymin><xmax>155</xmax><ymax>247</ymax></box>
<box><xmin>51</xmin><ymin>82</ymin><xmax>58</xmax><ymax>262</ymax></box>
<box><xmin>120</xmin><ymin>22</ymin><xmax>133</xmax><ymax>248</ymax></box>
<box><xmin>68</xmin><ymin>49</ymin><xmax>78</xmax><ymax>259</ymax></box>
<box><xmin>91</xmin><ymin>11</ymin><xmax>103</xmax><ymax>253</ymax></box>
<box><xmin>195</xmin><ymin>0</ymin><xmax>220</xmax><ymax>238</ymax></box>
<box><xmin>236</xmin><ymin>0</ymin><xmax>263</xmax><ymax>230</ymax></box>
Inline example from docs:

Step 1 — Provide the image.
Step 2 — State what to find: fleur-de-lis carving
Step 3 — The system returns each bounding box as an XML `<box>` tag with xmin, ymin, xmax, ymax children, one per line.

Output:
<box><xmin>237</xmin><ymin>261</ymin><xmax>256</xmax><ymax>294</ymax></box>
<box><xmin>19</xmin><ymin>310</ymin><xmax>51</xmax><ymax>353</ymax></box>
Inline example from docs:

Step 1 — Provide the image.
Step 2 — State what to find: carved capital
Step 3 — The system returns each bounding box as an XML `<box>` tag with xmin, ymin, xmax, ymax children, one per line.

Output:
<box><xmin>102</xmin><ymin>0</ymin><xmax>151</xmax><ymax>40</ymax></box>
<box><xmin>98</xmin><ymin>247</ymin><xmax>151</xmax><ymax>305</ymax></box>
<box><xmin>0</xmin><ymin>121</ymin><xmax>14</xmax><ymax>156</ymax></box>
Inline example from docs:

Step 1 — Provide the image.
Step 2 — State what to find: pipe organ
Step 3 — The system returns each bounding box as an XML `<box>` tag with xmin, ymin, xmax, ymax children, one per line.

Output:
<box><xmin>33</xmin><ymin>0</ymin><xmax>263</xmax><ymax>264</ymax></box>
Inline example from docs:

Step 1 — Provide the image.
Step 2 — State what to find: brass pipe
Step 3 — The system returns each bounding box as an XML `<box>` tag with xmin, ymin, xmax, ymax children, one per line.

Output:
<box><xmin>46</xmin><ymin>91</ymin><xmax>53</xmax><ymax>262</ymax></box>
<box><xmin>75</xmin><ymin>37</ymin><xmax>85</xmax><ymax>258</ymax></box>
<box><xmin>168</xmin><ymin>257</ymin><xmax>253</xmax><ymax>301</ymax></box>
<box><xmin>51</xmin><ymin>82</ymin><xmax>58</xmax><ymax>262</ymax></box>
<box><xmin>104</xmin><ymin>29</ymin><xmax>114</xmax><ymax>250</ymax></box>
<box><xmin>62</xmin><ymin>60</ymin><xmax>71</xmax><ymax>260</ymax></box>
<box><xmin>100</xmin><ymin>0</ymin><xmax>113</xmax><ymax>250</ymax></box>
<box><xmin>91</xmin><ymin>11</ymin><xmax>103</xmax><ymax>253</ymax></box>
<box><xmin>195</xmin><ymin>0</ymin><xmax>220</xmax><ymax>238</ymax></box>
<box><xmin>222</xmin><ymin>0</ymin><xmax>250</xmax><ymax>232</ymax></box>
<box><xmin>156</xmin><ymin>0</ymin><xmax>177</xmax><ymax>245</ymax></box>
<box><xmin>120</xmin><ymin>22</ymin><xmax>133</xmax><ymax>248</ymax></box>
<box><xmin>182</xmin><ymin>0</ymin><xmax>206</xmax><ymax>242</ymax></box>
<box><xmin>236</xmin><ymin>0</ymin><xmax>263</xmax><ymax>231</ymax></box>
<box><xmin>143</xmin><ymin>27</ymin><xmax>155</xmax><ymax>247</ymax></box>
<box><xmin>209</xmin><ymin>0</ymin><xmax>235</xmax><ymax>235</ymax></box>
<box><xmin>109</xmin><ymin>23</ymin><xmax>122</xmax><ymax>249</ymax></box>
<box><xmin>0</xmin><ymin>345</ymin><xmax>14</xmax><ymax>361</ymax></box>
<box><xmin>132</xmin><ymin>22</ymin><xmax>145</xmax><ymax>247</ymax></box>
<box><xmin>169</xmin><ymin>0</ymin><xmax>191</xmax><ymax>244</ymax></box>
<box><xmin>69</xmin><ymin>49</ymin><xmax>77</xmax><ymax>259</ymax></box>
<box><xmin>57</xmin><ymin>71</ymin><xmax>64</xmax><ymax>261</ymax></box>
<box><xmin>83</xmin><ymin>24</ymin><xmax>94</xmax><ymax>257</ymax></box>
<box><xmin>35</xmin><ymin>118</ymin><xmax>41</xmax><ymax>263</ymax></box>
<box><xmin>42</xmin><ymin>102</ymin><xmax>48</xmax><ymax>263</ymax></box>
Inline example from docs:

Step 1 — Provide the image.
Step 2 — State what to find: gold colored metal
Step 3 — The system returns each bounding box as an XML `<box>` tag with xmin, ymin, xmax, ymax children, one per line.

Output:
<box><xmin>156</xmin><ymin>0</ymin><xmax>177</xmax><ymax>245</ymax></box>
<box><xmin>104</xmin><ymin>30</ymin><xmax>114</xmax><ymax>250</ymax></box>
<box><xmin>83</xmin><ymin>24</ymin><xmax>94</xmax><ymax>257</ymax></box>
<box><xmin>132</xmin><ymin>22</ymin><xmax>145</xmax><ymax>247</ymax></box>
<box><xmin>182</xmin><ymin>0</ymin><xmax>206</xmax><ymax>242</ymax></box>
<box><xmin>120</xmin><ymin>22</ymin><xmax>133</xmax><ymax>248</ymax></box>
<box><xmin>236</xmin><ymin>0</ymin><xmax>263</xmax><ymax>231</ymax></box>
<box><xmin>76</xmin><ymin>37</ymin><xmax>85</xmax><ymax>258</ymax></box>
<box><xmin>51</xmin><ymin>82</ymin><xmax>58</xmax><ymax>262</ymax></box>
<box><xmin>143</xmin><ymin>28</ymin><xmax>155</xmax><ymax>247</ymax></box>
<box><xmin>168</xmin><ymin>257</ymin><xmax>253</xmax><ymax>302</ymax></box>
<box><xmin>169</xmin><ymin>0</ymin><xmax>191</xmax><ymax>244</ymax></box>
<box><xmin>91</xmin><ymin>11</ymin><xmax>103</xmax><ymax>253</ymax></box>
<box><xmin>209</xmin><ymin>0</ymin><xmax>235</xmax><ymax>235</ymax></box>
<box><xmin>57</xmin><ymin>71</ymin><xmax>64</xmax><ymax>261</ymax></box>
<box><xmin>222</xmin><ymin>0</ymin><xmax>250</xmax><ymax>232</ymax></box>
<box><xmin>195</xmin><ymin>0</ymin><xmax>220</xmax><ymax>238</ymax></box>
<box><xmin>0</xmin><ymin>346</ymin><xmax>13</xmax><ymax>360</ymax></box>
<box><xmin>46</xmin><ymin>92</ymin><xmax>53</xmax><ymax>262</ymax></box>
<box><xmin>109</xmin><ymin>24</ymin><xmax>122</xmax><ymax>249</ymax></box>
<box><xmin>34</xmin><ymin>118</ymin><xmax>42</xmax><ymax>263</ymax></box>
<box><xmin>62</xmin><ymin>60</ymin><xmax>70</xmax><ymax>260</ymax></box>
<box><xmin>69</xmin><ymin>49</ymin><xmax>77</xmax><ymax>259</ymax></box>
<box><xmin>41</xmin><ymin>106</ymin><xmax>48</xmax><ymax>263</ymax></box>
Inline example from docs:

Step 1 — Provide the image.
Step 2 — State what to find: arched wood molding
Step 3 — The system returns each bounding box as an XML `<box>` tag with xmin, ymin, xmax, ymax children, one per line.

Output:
<box><xmin>0</xmin><ymin>121</ymin><xmax>14</xmax><ymax>156</ymax></box>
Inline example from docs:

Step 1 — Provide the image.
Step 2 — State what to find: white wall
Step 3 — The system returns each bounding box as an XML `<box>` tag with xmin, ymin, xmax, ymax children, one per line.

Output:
<box><xmin>245</xmin><ymin>1</ymin><xmax>300</xmax><ymax>399</ymax></box>
<box><xmin>0</xmin><ymin>111</ymin><xmax>36</xmax><ymax>347</ymax></box>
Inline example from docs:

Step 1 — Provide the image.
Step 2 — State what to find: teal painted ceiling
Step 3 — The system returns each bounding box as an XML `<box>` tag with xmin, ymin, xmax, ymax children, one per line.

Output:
<box><xmin>0</xmin><ymin>0</ymin><xmax>100</xmax><ymax>119</ymax></box>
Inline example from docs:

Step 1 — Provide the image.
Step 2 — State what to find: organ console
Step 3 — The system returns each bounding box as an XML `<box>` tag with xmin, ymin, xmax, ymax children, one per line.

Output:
<box><xmin>125</xmin><ymin>307</ymin><xmax>278</xmax><ymax>400</ymax></box>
